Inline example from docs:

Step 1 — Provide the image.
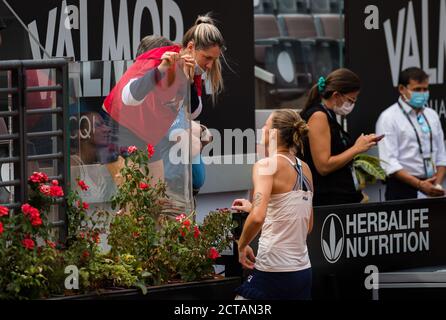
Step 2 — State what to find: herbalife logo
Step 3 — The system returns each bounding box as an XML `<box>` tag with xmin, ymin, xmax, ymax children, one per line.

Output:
<box><xmin>321</xmin><ymin>214</ymin><xmax>345</xmax><ymax>264</ymax></box>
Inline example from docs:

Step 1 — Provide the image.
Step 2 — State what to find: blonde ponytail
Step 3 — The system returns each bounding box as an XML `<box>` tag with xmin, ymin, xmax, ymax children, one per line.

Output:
<box><xmin>272</xmin><ymin>109</ymin><xmax>309</xmax><ymax>155</ymax></box>
<box><xmin>182</xmin><ymin>13</ymin><xmax>225</xmax><ymax>103</ymax></box>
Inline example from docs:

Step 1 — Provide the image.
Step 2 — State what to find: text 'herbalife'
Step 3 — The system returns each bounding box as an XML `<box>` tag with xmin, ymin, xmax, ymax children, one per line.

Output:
<box><xmin>321</xmin><ymin>209</ymin><xmax>430</xmax><ymax>263</ymax></box>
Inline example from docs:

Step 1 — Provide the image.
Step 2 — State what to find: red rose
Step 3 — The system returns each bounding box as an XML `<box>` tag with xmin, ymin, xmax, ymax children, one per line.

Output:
<box><xmin>21</xmin><ymin>204</ymin><xmax>39</xmax><ymax>217</ymax></box>
<box><xmin>30</xmin><ymin>215</ymin><xmax>42</xmax><ymax>227</ymax></box>
<box><xmin>51</xmin><ymin>180</ymin><xmax>59</xmax><ymax>186</ymax></box>
<box><xmin>182</xmin><ymin>219</ymin><xmax>191</xmax><ymax>230</ymax></box>
<box><xmin>77</xmin><ymin>200</ymin><xmax>88</xmax><ymax>209</ymax></box>
<box><xmin>29</xmin><ymin>174</ymin><xmax>40</xmax><ymax>183</ymax></box>
<box><xmin>193</xmin><ymin>226</ymin><xmax>200</xmax><ymax>239</ymax></box>
<box><xmin>0</xmin><ymin>222</ymin><xmax>3</xmax><ymax>235</ymax></box>
<box><xmin>78</xmin><ymin>180</ymin><xmax>89</xmax><ymax>191</ymax></box>
<box><xmin>21</xmin><ymin>204</ymin><xmax>32</xmax><ymax>215</ymax></box>
<box><xmin>147</xmin><ymin>144</ymin><xmax>155</xmax><ymax>158</ymax></box>
<box><xmin>139</xmin><ymin>182</ymin><xmax>149</xmax><ymax>190</ymax></box>
<box><xmin>29</xmin><ymin>209</ymin><xmax>42</xmax><ymax>226</ymax></box>
<box><xmin>208</xmin><ymin>247</ymin><xmax>220</xmax><ymax>260</ymax></box>
<box><xmin>175</xmin><ymin>214</ymin><xmax>187</xmax><ymax>222</ymax></box>
<box><xmin>179</xmin><ymin>229</ymin><xmax>186</xmax><ymax>237</ymax></box>
<box><xmin>82</xmin><ymin>250</ymin><xmax>90</xmax><ymax>259</ymax></box>
<box><xmin>127</xmin><ymin>145</ymin><xmax>138</xmax><ymax>154</ymax></box>
<box><xmin>22</xmin><ymin>238</ymin><xmax>35</xmax><ymax>250</ymax></box>
<box><xmin>29</xmin><ymin>172</ymin><xmax>48</xmax><ymax>184</ymax></box>
<box><xmin>79</xmin><ymin>232</ymin><xmax>85</xmax><ymax>239</ymax></box>
<box><xmin>0</xmin><ymin>206</ymin><xmax>9</xmax><ymax>217</ymax></box>
<box><xmin>39</xmin><ymin>184</ymin><xmax>51</xmax><ymax>196</ymax></box>
<box><xmin>50</xmin><ymin>185</ymin><xmax>64</xmax><ymax>197</ymax></box>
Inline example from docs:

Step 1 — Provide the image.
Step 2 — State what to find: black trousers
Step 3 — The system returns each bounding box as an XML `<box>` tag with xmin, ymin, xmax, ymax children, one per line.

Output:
<box><xmin>385</xmin><ymin>177</ymin><xmax>418</xmax><ymax>201</ymax></box>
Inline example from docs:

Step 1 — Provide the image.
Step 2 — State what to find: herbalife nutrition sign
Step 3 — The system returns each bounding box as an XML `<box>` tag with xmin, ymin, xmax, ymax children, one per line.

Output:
<box><xmin>308</xmin><ymin>198</ymin><xmax>446</xmax><ymax>299</ymax></box>
<box><xmin>321</xmin><ymin>209</ymin><xmax>430</xmax><ymax>264</ymax></box>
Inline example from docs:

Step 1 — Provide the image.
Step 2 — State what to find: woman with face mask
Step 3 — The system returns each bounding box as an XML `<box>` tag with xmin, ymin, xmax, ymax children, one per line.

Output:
<box><xmin>300</xmin><ymin>68</ymin><xmax>377</xmax><ymax>206</ymax></box>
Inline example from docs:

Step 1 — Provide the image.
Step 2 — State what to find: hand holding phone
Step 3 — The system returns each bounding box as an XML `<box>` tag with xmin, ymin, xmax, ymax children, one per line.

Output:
<box><xmin>373</xmin><ymin>134</ymin><xmax>385</xmax><ymax>142</ymax></box>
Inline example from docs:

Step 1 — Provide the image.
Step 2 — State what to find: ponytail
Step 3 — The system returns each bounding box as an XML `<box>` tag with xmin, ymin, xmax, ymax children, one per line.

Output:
<box><xmin>301</xmin><ymin>83</ymin><xmax>322</xmax><ymax>115</ymax></box>
<box><xmin>182</xmin><ymin>13</ymin><xmax>226</xmax><ymax>103</ymax></box>
<box><xmin>272</xmin><ymin>109</ymin><xmax>309</xmax><ymax>155</ymax></box>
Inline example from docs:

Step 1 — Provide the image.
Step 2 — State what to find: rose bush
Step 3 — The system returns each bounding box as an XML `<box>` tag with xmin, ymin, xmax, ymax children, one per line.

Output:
<box><xmin>108</xmin><ymin>145</ymin><xmax>236</xmax><ymax>286</ymax></box>
<box><xmin>0</xmin><ymin>173</ymin><xmax>66</xmax><ymax>299</ymax></box>
<box><xmin>0</xmin><ymin>144</ymin><xmax>236</xmax><ymax>299</ymax></box>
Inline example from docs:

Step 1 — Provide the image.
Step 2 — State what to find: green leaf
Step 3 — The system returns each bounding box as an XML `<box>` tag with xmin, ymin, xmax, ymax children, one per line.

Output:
<box><xmin>354</xmin><ymin>159</ymin><xmax>386</xmax><ymax>181</ymax></box>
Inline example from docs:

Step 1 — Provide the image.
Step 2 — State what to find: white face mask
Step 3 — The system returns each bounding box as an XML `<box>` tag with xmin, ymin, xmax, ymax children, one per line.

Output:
<box><xmin>333</xmin><ymin>101</ymin><xmax>355</xmax><ymax>116</ymax></box>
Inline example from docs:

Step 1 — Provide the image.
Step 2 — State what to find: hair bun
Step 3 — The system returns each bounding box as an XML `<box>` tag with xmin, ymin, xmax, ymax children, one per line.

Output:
<box><xmin>296</xmin><ymin>121</ymin><xmax>309</xmax><ymax>137</ymax></box>
<box><xmin>195</xmin><ymin>14</ymin><xmax>215</xmax><ymax>26</ymax></box>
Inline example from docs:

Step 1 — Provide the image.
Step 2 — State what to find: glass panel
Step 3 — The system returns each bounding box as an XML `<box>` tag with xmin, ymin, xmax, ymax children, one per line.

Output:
<box><xmin>68</xmin><ymin>60</ymin><xmax>193</xmax><ymax>250</ymax></box>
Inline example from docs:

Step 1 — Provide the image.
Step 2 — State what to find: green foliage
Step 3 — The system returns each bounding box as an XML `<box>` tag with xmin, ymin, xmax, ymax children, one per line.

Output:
<box><xmin>143</xmin><ymin>211</ymin><xmax>235</xmax><ymax>285</ymax></box>
<box><xmin>353</xmin><ymin>154</ymin><xmax>387</xmax><ymax>189</ymax></box>
<box><xmin>0</xmin><ymin>245</ymin><xmax>61</xmax><ymax>300</ymax></box>
<box><xmin>79</xmin><ymin>256</ymin><xmax>138</xmax><ymax>291</ymax></box>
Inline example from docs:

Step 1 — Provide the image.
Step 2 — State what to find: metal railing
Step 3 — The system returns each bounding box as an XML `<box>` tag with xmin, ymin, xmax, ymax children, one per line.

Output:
<box><xmin>0</xmin><ymin>58</ymin><xmax>70</xmax><ymax>241</ymax></box>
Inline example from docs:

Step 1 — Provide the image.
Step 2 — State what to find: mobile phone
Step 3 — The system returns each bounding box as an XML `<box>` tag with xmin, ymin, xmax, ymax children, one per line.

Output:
<box><xmin>373</xmin><ymin>134</ymin><xmax>385</xmax><ymax>142</ymax></box>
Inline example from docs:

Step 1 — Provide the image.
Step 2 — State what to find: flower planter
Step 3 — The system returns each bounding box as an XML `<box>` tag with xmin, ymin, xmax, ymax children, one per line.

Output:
<box><xmin>46</xmin><ymin>276</ymin><xmax>241</xmax><ymax>300</ymax></box>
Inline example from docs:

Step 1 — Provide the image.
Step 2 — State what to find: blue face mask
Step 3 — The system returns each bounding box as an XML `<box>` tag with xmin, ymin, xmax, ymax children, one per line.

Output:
<box><xmin>407</xmin><ymin>90</ymin><xmax>430</xmax><ymax>109</ymax></box>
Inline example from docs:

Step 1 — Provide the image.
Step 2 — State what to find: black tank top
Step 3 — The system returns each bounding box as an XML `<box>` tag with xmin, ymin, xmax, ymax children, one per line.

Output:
<box><xmin>301</xmin><ymin>104</ymin><xmax>363</xmax><ymax>206</ymax></box>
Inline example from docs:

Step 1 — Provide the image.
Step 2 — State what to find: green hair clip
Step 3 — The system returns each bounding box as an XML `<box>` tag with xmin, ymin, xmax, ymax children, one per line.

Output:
<box><xmin>317</xmin><ymin>76</ymin><xmax>326</xmax><ymax>93</ymax></box>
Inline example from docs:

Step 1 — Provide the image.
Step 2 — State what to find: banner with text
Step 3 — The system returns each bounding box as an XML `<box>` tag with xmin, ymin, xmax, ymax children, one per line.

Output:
<box><xmin>345</xmin><ymin>0</ymin><xmax>446</xmax><ymax>139</ymax></box>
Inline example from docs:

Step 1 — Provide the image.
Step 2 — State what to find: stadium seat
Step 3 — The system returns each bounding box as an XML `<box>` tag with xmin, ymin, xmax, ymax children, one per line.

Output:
<box><xmin>277</xmin><ymin>13</ymin><xmax>340</xmax><ymax>78</ymax></box>
<box><xmin>310</xmin><ymin>0</ymin><xmax>331</xmax><ymax>13</ymax></box>
<box><xmin>254</xmin><ymin>14</ymin><xmax>282</xmax><ymax>65</ymax></box>
<box><xmin>254</xmin><ymin>14</ymin><xmax>312</xmax><ymax>104</ymax></box>
<box><xmin>313</xmin><ymin>14</ymin><xmax>343</xmax><ymax>40</ymax></box>
<box><xmin>277</xmin><ymin>13</ymin><xmax>318</xmax><ymax>38</ymax></box>
<box><xmin>254</xmin><ymin>0</ymin><xmax>276</xmax><ymax>14</ymax></box>
<box><xmin>277</xmin><ymin>0</ymin><xmax>298</xmax><ymax>13</ymax></box>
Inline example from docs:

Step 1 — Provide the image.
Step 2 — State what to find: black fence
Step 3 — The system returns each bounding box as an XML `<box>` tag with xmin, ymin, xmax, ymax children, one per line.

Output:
<box><xmin>0</xmin><ymin>58</ymin><xmax>70</xmax><ymax>241</ymax></box>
